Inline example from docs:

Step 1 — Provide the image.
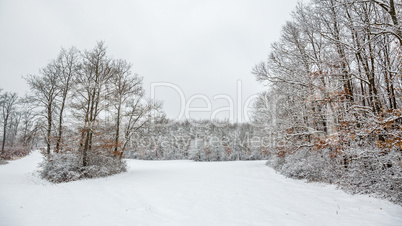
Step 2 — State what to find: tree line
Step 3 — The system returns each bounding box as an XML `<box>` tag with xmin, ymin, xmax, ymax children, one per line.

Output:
<box><xmin>252</xmin><ymin>0</ymin><xmax>401</xmax><ymax>204</ymax></box>
<box><xmin>124</xmin><ymin>120</ymin><xmax>270</xmax><ymax>161</ymax></box>
<box><xmin>0</xmin><ymin>90</ymin><xmax>38</xmax><ymax>160</ymax></box>
<box><xmin>253</xmin><ymin>0</ymin><xmax>401</xmax><ymax>155</ymax></box>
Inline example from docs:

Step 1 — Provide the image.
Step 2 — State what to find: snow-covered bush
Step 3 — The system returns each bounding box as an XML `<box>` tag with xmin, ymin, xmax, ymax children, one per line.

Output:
<box><xmin>40</xmin><ymin>152</ymin><xmax>127</xmax><ymax>183</ymax></box>
<box><xmin>267</xmin><ymin>149</ymin><xmax>339</xmax><ymax>182</ymax></box>
<box><xmin>267</xmin><ymin>147</ymin><xmax>402</xmax><ymax>205</ymax></box>
<box><xmin>0</xmin><ymin>146</ymin><xmax>31</xmax><ymax>160</ymax></box>
<box><xmin>338</xmin><ymin>149</ymin><xmax>402</xmax><ymax>204</ymax></box>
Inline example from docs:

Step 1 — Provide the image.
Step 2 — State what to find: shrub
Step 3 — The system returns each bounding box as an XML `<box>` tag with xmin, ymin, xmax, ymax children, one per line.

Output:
<box><xmin>0</xmin><ymin>146</ymin><xmax>31</xmax><ymax>160</ymax></box>
<box><xmin>40</xmin><ymin>152</ymin><xmax>127</xmax><ymax>183</ymax></box>
<box><xmin>267</xmin><ymin>149</ymin><xmax>338</xmax><ymax>182</ymax></box>
<box><xmin>338</xmin><ymin>149</ymin><xmax>402</xmax><ymax>205</ymax></box>
<box><xmin>267</xmin><ymin>147</ymin><xmax>402</xmax><ymax>205</ymax></box>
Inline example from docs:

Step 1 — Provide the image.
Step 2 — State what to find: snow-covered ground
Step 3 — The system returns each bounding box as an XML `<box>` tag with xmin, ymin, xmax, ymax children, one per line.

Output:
<box><xmin>0</xmin><ymin>151</ymin><xmax>401</xmax><ymax>226</ymax></box>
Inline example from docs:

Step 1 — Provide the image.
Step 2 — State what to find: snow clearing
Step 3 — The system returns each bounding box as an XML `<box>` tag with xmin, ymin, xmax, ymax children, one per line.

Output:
<box><xmin>0</xmin><ymin>151</ymin><xmax>401</xmax><ymax>226</ymax></box>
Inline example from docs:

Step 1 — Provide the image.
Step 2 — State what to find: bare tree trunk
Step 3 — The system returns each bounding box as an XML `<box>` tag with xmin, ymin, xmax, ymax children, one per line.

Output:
<box><xmin>46</xmin><ymin>103</ymin><xmax>52</xmax><ymax>155</ymax></box>
<box><xmin>55</xmin><ymin>49</ymin><xmax>76</xmax><ymax>153</ymax></box>
<box><xmin>114</xmin><ymin>104</ymin><xmax>121</xmax><ymax>153</ymax></box>
<box><xmin>1</xmin><ymin>92</ymin><xmax>18</xmax><ymax>152</ymax></box>
<box><xmin>55</xmin><ymin>98</ymin><xmax>65</xmax><ymax>153</ymax></box>
<box><xmin>2</xmin><ymin>115</ymin><xmax>8</xmax><ymax>151</ymax></box>
<box><xmin>83</xmin><ymin>129</ymin><xmax>90</xmax><ymax>166</ymax></box>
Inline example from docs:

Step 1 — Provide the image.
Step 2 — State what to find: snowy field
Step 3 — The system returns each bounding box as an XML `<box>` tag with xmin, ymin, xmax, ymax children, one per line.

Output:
<box><xmin>0</xmin><ymin>151</ymin><xmax>401</xmax><ymax>226</ymax></box>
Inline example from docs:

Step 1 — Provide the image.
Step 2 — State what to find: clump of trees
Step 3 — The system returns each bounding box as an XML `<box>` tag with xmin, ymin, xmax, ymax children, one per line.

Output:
<box><xmin>0</xmin><ymin>90</ymin><xmax>38</xmax><ymax>162</ymax></box>
<box><xmin>253</xmin><ymin>0</ymin><xmax>402</xmax><ymax>204</ymax></box>
<box><xmin>23</xmin><ymin>42</ymin><xmax>157</xmax><ymax>182</ymax></box>
<box><xmin>124</xmin><ymin>120</ymin><xmax>271</xmax><ymax>161</ymax></box>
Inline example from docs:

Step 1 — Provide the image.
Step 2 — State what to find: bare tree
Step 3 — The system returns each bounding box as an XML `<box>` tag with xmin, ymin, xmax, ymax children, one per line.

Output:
<box><xmin>54</xmin><ymin>47</ymin><xmax>79</xmax><ymax>153</ymax></box>
<box><xmin>368</xmin><ymin>0</ymin><xmax>402</xmax><ymax>44</ymax></box>
<box><xmin>25</xmin><ymin>62</ymin><xmax>60</xmax><ymax>155</ymax></box>
<box><xmin>1</xmin><ymin>92</ymin><xmax>18</xmax><ymax>152</ymax></box>
<box><xmin>120</xmin><ymin>98</ymin><xmax>160</xmax><ymax>158</ymax></box>
<box><xmin>74</xmin><ymin>41</ymin><xmax>113</xmax><ymax>166</ymax></box>
<box><xmin>18</xmin><ymin>96</ymin><xmax>39</xmax><ymax>148</ymax></box>
<box><xmin>108</xmin><ymin>59</ymin><xmax>143</xmax><ymax>154</ymax></box>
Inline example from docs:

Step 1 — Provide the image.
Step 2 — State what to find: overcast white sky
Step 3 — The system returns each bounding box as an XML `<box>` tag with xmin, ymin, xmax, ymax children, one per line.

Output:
<box><xmin>0</xmin><ymin>0</ymin><xmax>298</xmax><ymax>122</ymax></box>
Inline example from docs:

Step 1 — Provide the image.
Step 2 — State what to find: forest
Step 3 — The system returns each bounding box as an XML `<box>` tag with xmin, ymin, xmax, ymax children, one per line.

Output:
<box><xmin>0</xmin><ymin>0</ymin><xmax>401</xmax><ymax>205</ymax></box>
<box><xmin>252</xmin><ymin>0</ymin><xmax>402</xmax><ymax>204</ymax></box>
